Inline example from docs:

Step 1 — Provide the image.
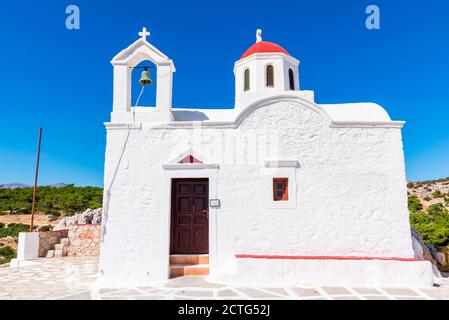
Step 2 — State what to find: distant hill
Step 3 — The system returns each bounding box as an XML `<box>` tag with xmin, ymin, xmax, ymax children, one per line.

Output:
<box><xmin>47</xmin><ymin>183</ymin><xmax>68</xmax><ymax>188</ymax></box>
<box><xmin>0</xmin><ymin>183</ymin><xmax>31</xmax><ymax>190</ymax></box>
<box><xmin>0</xmin><ymin>183</ymin><xmax>68</xmax><ymax>190</ymax></box>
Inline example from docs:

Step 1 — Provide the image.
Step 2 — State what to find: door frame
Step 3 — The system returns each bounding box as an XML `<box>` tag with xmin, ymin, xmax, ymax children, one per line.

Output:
<box><xmin>170</xmin><ymin>178</ymin><xmax>210</xmax><ymax>254</ymax></box>
<box><xmin>161</xmin><ymin>164</ymin><xmax>218</xmax><ymax>278</ymax></box>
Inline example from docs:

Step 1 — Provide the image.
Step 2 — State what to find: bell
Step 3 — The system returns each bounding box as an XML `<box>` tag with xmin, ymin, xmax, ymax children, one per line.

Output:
<box><xmin>139</xmin><ymin>68</ymin><xmax>152</xmax><ymax>86</ymax></box>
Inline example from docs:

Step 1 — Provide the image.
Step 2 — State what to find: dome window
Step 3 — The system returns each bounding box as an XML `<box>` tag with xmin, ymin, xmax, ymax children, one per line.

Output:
<box><xmin>244</xmin><ymin>69</ymin><xmax>250</xmax><ymax>92</ymax></box>
<box><xmin>289</xmin><ymin>68</ymin><xmax>295</xmax><ymax>90</ymax></box>
<box><xmin>266</xmin><ymin>65</ymin><xmax>274</xmax><ymax>88</ymax></box>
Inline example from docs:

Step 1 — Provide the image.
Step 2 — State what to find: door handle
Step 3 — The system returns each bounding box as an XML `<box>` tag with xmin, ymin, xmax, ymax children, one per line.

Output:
<box><xmin>203</xmin><ymin>209</ymin><xmax>209</xmax><ymax>217</ymax></box>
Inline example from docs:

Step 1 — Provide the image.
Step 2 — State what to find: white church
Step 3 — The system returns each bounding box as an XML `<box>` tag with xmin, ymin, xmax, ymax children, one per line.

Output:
<box><xmin>97</xmin><ymin>28</ymin><xmax>433</xmax><ymax>288</ymax></box>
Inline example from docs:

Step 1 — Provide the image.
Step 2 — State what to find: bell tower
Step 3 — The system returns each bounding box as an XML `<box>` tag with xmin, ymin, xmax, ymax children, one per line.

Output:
<box><xmin>110</xmin><ymin>27</ymin><xmax>176</xmax><ymax>123</ymax></box>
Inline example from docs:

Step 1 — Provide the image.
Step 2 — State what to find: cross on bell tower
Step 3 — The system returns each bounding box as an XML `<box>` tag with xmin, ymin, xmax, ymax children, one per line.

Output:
<box><xmin>139</xmin><ymin>27</ymin><xmax>150</xmax><ymax>41</ymax></box>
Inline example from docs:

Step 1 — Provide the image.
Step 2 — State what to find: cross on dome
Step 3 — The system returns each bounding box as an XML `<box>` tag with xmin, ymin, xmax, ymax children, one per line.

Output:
<box><xmin>139</xmin><ymin>27</ymin><xmax>150</xmax><ymax>41</ymax></box>
<box><xmin>256</xmin><ymin>29</ymin><xmax>262</xmax><ymax>43</ymax></box>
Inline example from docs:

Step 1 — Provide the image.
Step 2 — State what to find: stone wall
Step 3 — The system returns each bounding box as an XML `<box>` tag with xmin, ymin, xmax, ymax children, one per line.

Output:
<box><xmin>67</xmin><ymin>225</ymin><xmax>101</xmax><ymax>257</ymax></box>
<box><xmin>38</xmin><ymin>230</ymin><xmax>68</xmax><ymax>257</ymax></box>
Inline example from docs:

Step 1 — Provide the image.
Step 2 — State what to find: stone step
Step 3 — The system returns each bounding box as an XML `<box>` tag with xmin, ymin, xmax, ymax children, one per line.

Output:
<box><xmin>170</xmin><ymin>255</ymin><xmax>209</xmax><ymax>265</ymax></box>
<box><xmin>60</xmin><ymin>238</ymin><xmax>69</xmax><ymax>245</ymax></box>
<box><xmin>54</xmin><ymin>243</ymin><xmax>66</xmax><ymax>251</ymax></box>
<box><xmin>169</xmin><ymin>264</ymin><xmax>209</xmax><ymax>278</ymax></box>
<box><xmin>46</xmin><ymin>250</ymin><xmax>55</xmax><ymax>258</ymax></box>
<box><xmin>54</xmin><ymin>249</ymin><xmax>63</xmax><ymax>257</ymax></box>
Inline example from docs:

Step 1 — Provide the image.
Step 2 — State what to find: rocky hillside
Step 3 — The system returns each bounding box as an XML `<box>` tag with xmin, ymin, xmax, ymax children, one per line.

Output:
<box><xmin>408</xmin><ymin>178</ymin><xmax>449</xmax><ymax>249</ymax></box>
<box><xmin>408</xmin><ymin>178</ymin><xmax>449</xmax><ymax>210</ymax></box>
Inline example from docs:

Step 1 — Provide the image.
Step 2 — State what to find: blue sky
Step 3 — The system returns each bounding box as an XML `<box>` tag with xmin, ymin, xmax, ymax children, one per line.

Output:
<box><xmin>0</xmin><ymin>0</ymin><xmax>448</xmax><ymax>187</ymax></box>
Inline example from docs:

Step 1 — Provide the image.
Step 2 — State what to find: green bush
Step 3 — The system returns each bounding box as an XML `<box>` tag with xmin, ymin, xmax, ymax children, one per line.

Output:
<box><xmin>432</xmin><ymin>190</ymin><xmax>443</xmax><ymax>199</ymax></box>
<box><xmin>407</xmin><ymin>182</ymin><xmax>414</xmax><ymax>189</ymax></box>
<box><xmin>410</xmin><ymin>203</ymin><xmax>449</xmax><ymax>247</ymax></box>
<box><xmin>0</xmin><ymin>223</ymin><xmax>30</xmax><ymax>239</ymax></box>
<box><xmin>424</xmin><ymin>196</ymin><xmax>432</xmax><ymax>201</ymax></box>
<box><xmin>0</xmin><ymin>246</ymin><xmax>16</xmax><ymax>265</ymax></box>
<box><xmin>0</xmin><ymin>222</ymin><xmax>4</xmax><ymax>229</ymax></box>
<box><xmin>408</xmin><ymin>196</ymin><xmax>423</xmax><ymax>213</ymax></box>
<box><xmin>427</xmin><ymin>204</ymin><xmax>447</xmax><ymax>218</ymax></box>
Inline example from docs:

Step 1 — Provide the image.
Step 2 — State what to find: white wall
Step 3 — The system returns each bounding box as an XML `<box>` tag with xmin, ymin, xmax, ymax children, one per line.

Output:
<box><xmin>97</xmin><ymin>99</ymin><xmax>423</xmax><ymax>288</ymax></box>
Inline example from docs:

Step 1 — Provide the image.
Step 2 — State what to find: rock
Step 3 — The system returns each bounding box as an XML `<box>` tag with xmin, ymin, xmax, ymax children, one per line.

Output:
<box><xmin>411</xmin><ymin>228</ymin><xmax>433</xmax><ymax>262</ymax></box>
<box><xmin>77</xmin><ymin>209</ymin><xmax>93</xmax><ymax>224</ymax></box>
<box><xmin>0</xmin><ymin>236</ymin><xmax>17</xmax><ymax>250</ymax></box>
<box><xmin>53</xmin><ymin>220</ymin><xmax>67</xmax><ymax>231</ymax></box>
<box><xmin>436</xmin><ymin>247</ymin><xmax>449</xmax><ymax>268</ymax></box>
<box><xmin>66</xmin><ymin>216</ymin><xmax>77</xmax><ymax>227</ymax></box>
<box><xmin>437</xmin><ymin>252</ymin><xmax>447</xmax><ymax>266</ymax></box>
<box><xmin>91</xmin><ymin>208</ymin><xmax>103</xmax><ymax>224</ymax></box>
<box><xmin>428</xmin><ymin>244</ymin><xmax>439</xmax><ymax>260</ymax></box>
<box><xmin>411</xmin><ymin>228</ymin><xmax>442</xmax><ymax>277</ymax></box>
<box><xmin>49</xmin><ymin>208</ymin><xmax>102</xmax><ymax>231</ymax></box>
<box><xmin>427</xmin><ymin>244</ymin><xmax>447</xmax><ymax>267</ymax></box>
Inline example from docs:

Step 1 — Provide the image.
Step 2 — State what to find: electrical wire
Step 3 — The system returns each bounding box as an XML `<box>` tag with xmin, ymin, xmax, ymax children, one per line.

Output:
<box><xmin>133</xmin><ymin>86</ymin><xmax>145</xmax><ymax>124</ymax></box>
<box><xmin>135</xmin><ymin>86</ymin><xmax>145</xmax><ymax>107</ymax></box>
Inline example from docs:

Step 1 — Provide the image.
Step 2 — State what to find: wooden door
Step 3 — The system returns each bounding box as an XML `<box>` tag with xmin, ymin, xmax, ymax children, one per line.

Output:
<box><xmin>171</xmin><ymin>179</ymin><xmax>209</xmax><ymax>254</ymax></box>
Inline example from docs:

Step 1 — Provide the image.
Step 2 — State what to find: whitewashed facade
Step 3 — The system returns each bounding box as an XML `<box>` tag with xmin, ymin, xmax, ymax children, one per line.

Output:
<box><xmin>97</xmin><ymin>29</ymin><xmax>433</xmax><ymax>288</ymax></box>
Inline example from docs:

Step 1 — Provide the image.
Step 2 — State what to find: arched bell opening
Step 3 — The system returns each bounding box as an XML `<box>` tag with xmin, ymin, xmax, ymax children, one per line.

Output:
<box><xmin>131</xmin><ymin>60</ymin><xmax>157</xmax><ymax>108</ymax></box>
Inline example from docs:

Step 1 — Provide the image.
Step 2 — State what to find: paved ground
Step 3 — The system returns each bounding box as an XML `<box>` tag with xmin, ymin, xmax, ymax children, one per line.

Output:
<box><xmin>1</xmin><ymin>257</ymin><xmax>449</xmax><ymax>300</ymax></box>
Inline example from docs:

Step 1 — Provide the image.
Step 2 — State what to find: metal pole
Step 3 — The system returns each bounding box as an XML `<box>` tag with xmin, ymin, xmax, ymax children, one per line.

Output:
<box><xmin>30</xmin><ymin>128</ymin><xmax>42</xmax><ymax>232</ymax></box>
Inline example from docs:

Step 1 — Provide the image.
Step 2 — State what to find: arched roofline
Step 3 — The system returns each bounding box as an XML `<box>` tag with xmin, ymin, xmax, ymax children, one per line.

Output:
<box><xmin>233</xmin><ymin>95</ymin><xmax>333</xmax><ymax>128</ymax></box>
<box><xmin>149</xmin><ymin>95</ymin><xmax>405</xmax><ymax>130</ymax></box>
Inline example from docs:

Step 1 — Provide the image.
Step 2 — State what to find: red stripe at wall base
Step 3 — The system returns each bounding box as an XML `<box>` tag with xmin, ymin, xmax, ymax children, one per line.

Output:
<box><xmin>235</xmin><ymin>254</ymin><xmax>421</xmax><ymax>262</ymax></box>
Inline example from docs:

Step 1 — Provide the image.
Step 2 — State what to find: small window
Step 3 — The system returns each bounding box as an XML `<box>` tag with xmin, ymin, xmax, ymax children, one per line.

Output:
<box><xmin>273</xmin><ymin>178</ymin><xmax>288</xmax><ymax>201</ymax></box>
<box><xmin>289</xmin><ymin>68</ymin><xmax>295</xmax><ymax>90</ymax></box>
<box><xmin>266</xmin><ymin>65</ymin><xmax>274</xmax><ymax>87</ymax></box>
<box><xmin>244</xmin><ymin>69</ymin><xmax>250</xmax><ymax>91</ymax></box>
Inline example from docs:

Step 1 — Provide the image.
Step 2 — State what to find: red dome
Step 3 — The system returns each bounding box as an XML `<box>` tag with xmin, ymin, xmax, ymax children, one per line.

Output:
<box><xmin>240</xmin><ymin>41</ymin><xmax>289</xmax><ymax>60</ymax></box>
